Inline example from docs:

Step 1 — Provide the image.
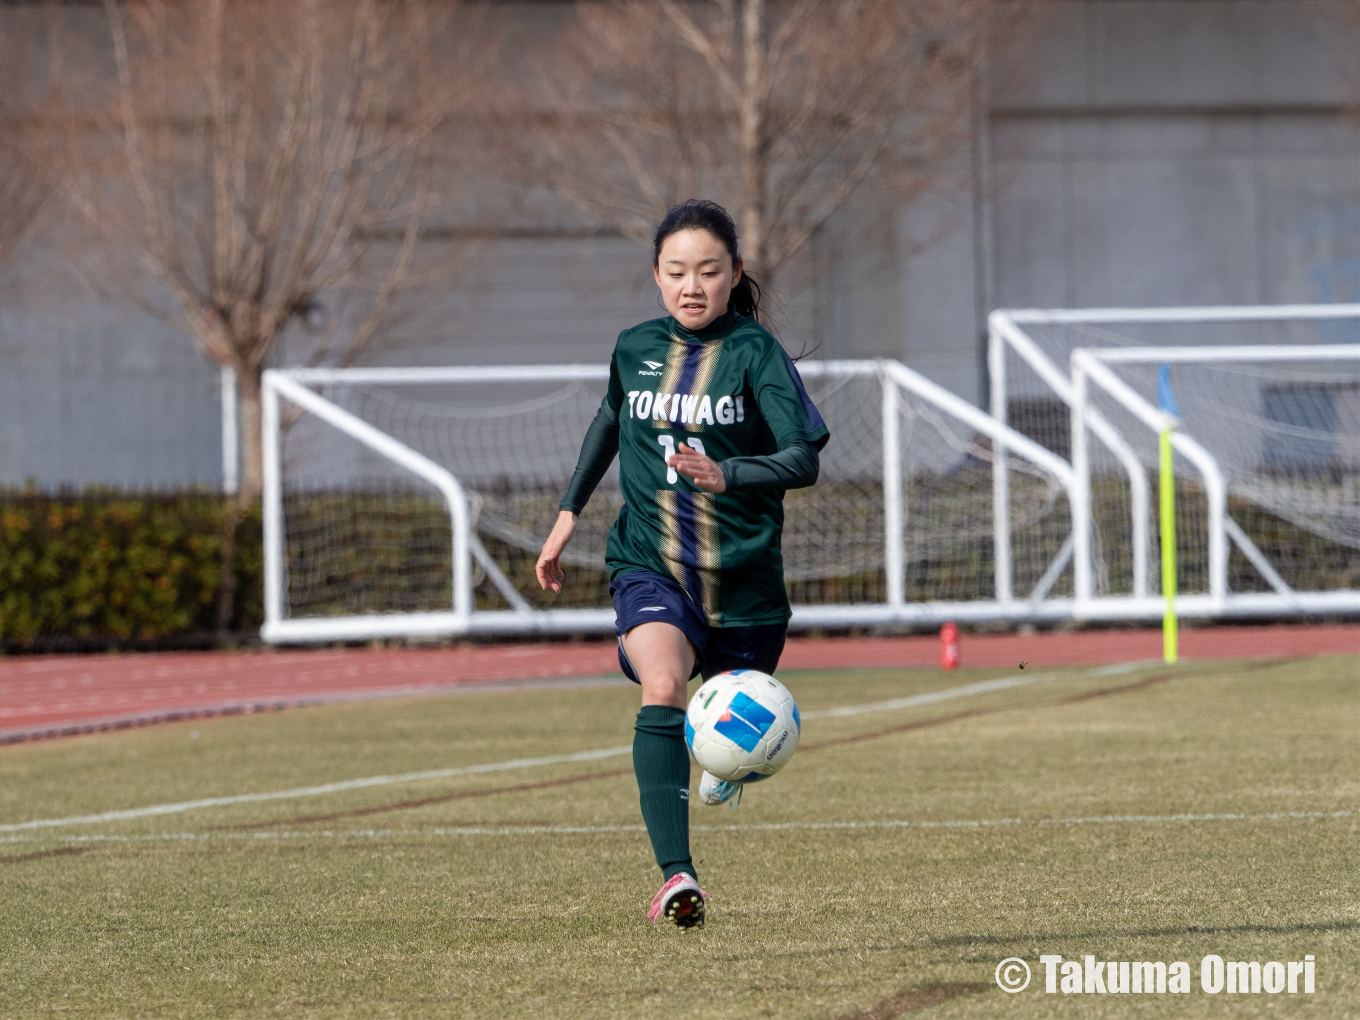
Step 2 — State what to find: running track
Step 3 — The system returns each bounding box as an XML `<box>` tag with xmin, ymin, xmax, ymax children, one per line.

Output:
<box><xmin>2</xmin><ymin>624</ymin><xmax>1355</xmax><ymax>743</ymax></box>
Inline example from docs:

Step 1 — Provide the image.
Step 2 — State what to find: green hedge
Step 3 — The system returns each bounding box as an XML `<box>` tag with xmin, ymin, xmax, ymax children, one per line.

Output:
<box><xmin>3</xmin><ymin>482</ymin><xmax>1354</xmax><ymax>650</ymax></box>
<box><xmin>0</xmin><ymin>494</ymin><xmax>262</xmax><ymax>648</ymax></box>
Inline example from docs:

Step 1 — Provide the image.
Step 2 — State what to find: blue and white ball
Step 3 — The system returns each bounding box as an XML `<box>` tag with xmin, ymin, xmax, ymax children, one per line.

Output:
<box><xmin>685</xmin><ymin>669</ymin><xmax>800</xmax><ymax>782</ymax></box>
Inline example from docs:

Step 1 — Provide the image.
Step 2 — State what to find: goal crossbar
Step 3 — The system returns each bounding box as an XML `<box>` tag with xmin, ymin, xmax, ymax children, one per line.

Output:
<box><xmin>262</xmin><ymin>317</ymin><xmax>1360</xmax><ymax>644</ymax></box>
<box><xmin>1072</xmin><ymin>344</ymin><xmax>1360</xmax><ymax>610</ymax></box>
<box><xmin>261</xmin><ymin>358</ymin><xmax>1076</xmax><ymax>644</ymax></box>
<box><xmin>991</xmin><ymin>305</ymin><xmax>1360</xmax><ymax>621</ymax></box>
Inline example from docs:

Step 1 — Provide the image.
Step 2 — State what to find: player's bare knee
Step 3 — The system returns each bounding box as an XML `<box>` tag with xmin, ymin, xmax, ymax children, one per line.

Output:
<box><xmin>639</xmin><ymin>671</ymin><xmax>688</xmax><ymax>705</ymax></box>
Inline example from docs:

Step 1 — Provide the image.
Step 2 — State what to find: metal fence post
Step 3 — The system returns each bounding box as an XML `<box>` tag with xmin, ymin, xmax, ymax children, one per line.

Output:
<box><xmin>220</xmin><ymin>364</ymin><xmax>238</xmax><ymax>497</ymax></box>
<box><xmin>261</xmin><ymin>372</ymin><xmax>283</xmax><ymax>629</ymax></box>
<box><xmin>881</xmin><ymin>367</ymin><xmax>905</xmax><ymax>607</ymax></box>
<box><xmin>1070</xmin><ymin>361</ymin><xmax>1093</xmax><ymax>605</ymax></box>
<box><xmin>988</xmin><ymin>316</ymin><xmax>1012</xmax><ymax>602</ymax></box>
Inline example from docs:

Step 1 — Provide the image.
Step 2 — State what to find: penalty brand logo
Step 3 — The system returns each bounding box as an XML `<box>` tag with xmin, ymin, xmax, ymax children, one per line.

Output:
<box><xmin>995</xmin><ymin>954</ymin><xmax>1318</xmax><ymax>995</ymax></box>
<box><xmin>638</xmin><ymin>360</ymin><xmax>665</xmax><ymax>376</ymax></box>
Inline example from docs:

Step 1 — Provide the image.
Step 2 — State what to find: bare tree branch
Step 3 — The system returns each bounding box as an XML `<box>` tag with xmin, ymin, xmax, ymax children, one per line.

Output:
<box><xmin>0</xmin><ymin>5</ymin><xmax>68</xmax><ymax>293</ymax></box>
<box><xmin>495</xmin><ymin>0</ymin><xmax>1050</xmax><ymax>298</ymax></box>
<box><xmin>658</xmin><ymin>0</ymin><xmax>741</xmax><ymax>102</ymax></box>
<box><xmin>63</xmin><ymin>0</ymin><xmax>486</xmax><ymax>501</ymax></box>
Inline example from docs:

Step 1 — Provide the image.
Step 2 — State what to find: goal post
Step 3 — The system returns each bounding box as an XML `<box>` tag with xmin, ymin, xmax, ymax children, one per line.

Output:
<box><xmin>261</xmin><ymin>310</ymin><xmax>1360</xmax><ymax>645</ymax></box>
<box><xmin>992</xmin><ymin>304</ymin><xmax>1360</xmax><ymax>623</ymax></box>
<box><xmin>260</xmin><ymin>358</ymin><xmax>1079</xmax><ymax>643</ymax></box>
<box><xmin>1075</xmin><ymin>345</ymin><xmax>1360</xmax><ymax>611</ymax></box>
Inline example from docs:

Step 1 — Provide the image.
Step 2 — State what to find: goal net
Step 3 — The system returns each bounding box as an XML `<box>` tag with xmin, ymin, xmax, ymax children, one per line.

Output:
<box><xmin>262</xmin><ymin>310</ymin><xmax>1358</xmax><ymax>644</ymax></box>
<box><xmin>261</xmin><ymin>360</ymin><xmax>1076</xmax><ymax>642</ymax></box>
<box><xmin>991</xmin><ymin>307</ymin><xmax>1360</xmax><ymax>616</ymax></box>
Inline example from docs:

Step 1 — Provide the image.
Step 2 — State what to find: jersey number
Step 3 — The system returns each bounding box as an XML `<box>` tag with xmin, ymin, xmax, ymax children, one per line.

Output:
<box><xmin>658</xmin><ymin>435</ymin><xmax>705</xmax><ymax>484</ymax></box>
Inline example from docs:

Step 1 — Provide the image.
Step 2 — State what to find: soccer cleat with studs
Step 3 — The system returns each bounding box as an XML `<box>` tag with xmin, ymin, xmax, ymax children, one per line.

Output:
<box><xmin>697</xmin><ymin>769</ymin><xmax>768</xmax><ymax>808</ymax></box>
<box><xmin>698</xmin><ymin>770</ymin><xmax>742</xmax><ymax>808</ymax></box>
<box><xmin>647</xmin><ymin>872</ymin><xmax>706</xmax><ymax>929</ymax></box>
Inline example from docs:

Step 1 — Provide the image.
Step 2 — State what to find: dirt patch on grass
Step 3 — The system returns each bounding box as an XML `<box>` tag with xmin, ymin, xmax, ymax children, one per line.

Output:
<box><xmin>1055</xmin><ymin>671</ymin><xmax>1174</xmax><ymax>704</ymax></box>
<box><xmin>834</xmin><ymin>982</ymin><xmax>992</xmax><ymax>1019</ymax></box>
<box><xmin>1</xmin><ymin>846</ymin><xmax>91</xmax><ymax>865</ymax></box>
<box><xmin>213</xmin><ymin>673</ymin><xmax>1176</xmax><ymax>831</ymax></box>
<box><xmin>211</xmin><ymin>768</ymin><xmax>631</xmax><ymax>830</ymax></box>
<box><xmin>804</xmin><ymin>673</ymin><xmax>1173</xmax><ymax>753</ymax></box>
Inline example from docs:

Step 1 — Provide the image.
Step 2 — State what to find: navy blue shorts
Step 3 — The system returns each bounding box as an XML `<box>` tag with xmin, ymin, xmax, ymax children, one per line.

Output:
<box><xmin>610</xmin><ymin>569</ymin><xmax>787</xmax><ymax>684</ymax></box>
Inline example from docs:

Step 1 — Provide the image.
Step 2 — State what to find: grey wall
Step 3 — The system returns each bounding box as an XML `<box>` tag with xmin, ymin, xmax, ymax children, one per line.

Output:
<box><xmin>0</xmin><ymin>256</ymin><xmax>224</xmax><ymax>490</ymax></box>
<box><xmin>883</xmin><ymin>0</ymin><xmax>1360</xmax><ymax>407</ymax></box>
<box><xmin>2</xmin><ymin>0</ymin><xmax>1358</xmax><ymax>489</ymax></box>
<box><xmin>988</xmin><ymin>0</ymin><xmax>1360</xmax><ymax>311</ymax></box>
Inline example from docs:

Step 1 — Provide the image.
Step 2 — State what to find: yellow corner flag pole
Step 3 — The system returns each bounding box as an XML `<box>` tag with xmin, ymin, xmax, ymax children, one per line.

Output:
<box><xmin>1159</xmin><ymin>426</ymin><xmax>1178</xmax><ymax>664</ymax></box>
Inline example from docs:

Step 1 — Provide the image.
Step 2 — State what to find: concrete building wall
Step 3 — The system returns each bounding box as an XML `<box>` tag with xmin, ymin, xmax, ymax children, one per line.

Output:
<box><xmin>988</xmin><ymin>0</ymin><xmax>1360</xmax><ymax>310</ymax></box>
<box><xmin>0</xmin><ymin>263</ymin><xmax>225</xmax><ymax>490</ymax></box>
<box><xmin>2</xmin><ymin>0</ymin><xmax>1357</xmax><ymax>489</ymax></box>
<box><xmin>888</xmin><ymin>0</ymin><xmax>1360</xmax><ymax>408</ymax></box>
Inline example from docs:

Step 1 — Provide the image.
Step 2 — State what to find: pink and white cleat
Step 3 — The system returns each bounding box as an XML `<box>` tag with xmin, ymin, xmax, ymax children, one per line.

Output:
<box><xmin>647</xmin><ymin>872</ymin><xmax>706</xmax><ymax>929</ymax></box>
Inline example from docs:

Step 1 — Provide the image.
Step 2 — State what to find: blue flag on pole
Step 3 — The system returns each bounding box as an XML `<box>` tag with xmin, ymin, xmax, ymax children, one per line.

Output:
<box><xmin>1157</xmin><ymin>363</ymin><xmax>1180</xmax><ymax>417</ymax></box>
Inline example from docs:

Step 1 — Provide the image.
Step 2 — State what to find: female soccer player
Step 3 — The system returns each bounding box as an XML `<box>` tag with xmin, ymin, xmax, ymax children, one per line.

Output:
<box><xmin>535</xmin><ymin>200</ymin><xmax>828</xmax><ymax>929</ymax></box>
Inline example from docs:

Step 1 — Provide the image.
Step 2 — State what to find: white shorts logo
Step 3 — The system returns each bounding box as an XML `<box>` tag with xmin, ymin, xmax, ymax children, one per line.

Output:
<box><xmin>639</xmin><ymin>606</ymin><xmax>666</xmax><ymax>612</ymax></box>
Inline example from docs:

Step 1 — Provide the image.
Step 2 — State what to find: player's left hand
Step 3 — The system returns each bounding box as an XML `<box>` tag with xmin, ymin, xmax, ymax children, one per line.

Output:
<box><xmin>668</xmin><ymin>442</ymin><xmax>726</xmax><ymax>493</ymax></box>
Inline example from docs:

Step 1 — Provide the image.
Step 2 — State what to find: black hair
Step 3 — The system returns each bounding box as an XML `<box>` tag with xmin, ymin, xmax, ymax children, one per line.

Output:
<box><xmin>652</xmin><ymin>199</ymin><xmax>763</xmax><ymax>322</ymax></box>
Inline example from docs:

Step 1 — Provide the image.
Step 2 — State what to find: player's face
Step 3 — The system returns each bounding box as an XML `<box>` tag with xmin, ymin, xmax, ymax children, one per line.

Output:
<box><xmin>653</xmin><ymin>228</ymin><xmax>743</xmax><ymax>332</ymax></box>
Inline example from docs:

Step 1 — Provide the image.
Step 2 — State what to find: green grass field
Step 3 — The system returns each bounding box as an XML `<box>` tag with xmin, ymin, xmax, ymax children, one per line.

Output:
<box><xmin>2</xmin><ymin>655</ymin><xmax>1357</xmax><ymax>1019</ymax></box>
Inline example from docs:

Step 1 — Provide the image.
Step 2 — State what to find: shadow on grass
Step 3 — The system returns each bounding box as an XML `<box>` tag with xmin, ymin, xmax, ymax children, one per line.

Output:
<box><xmin>209</xmin><ymin>768</ymin><xmax>632</xmax><ymax>830</ymax></box>
<box><xmin>931</xmin><ymin>917</ymin><xmax>1360</xmax><ymax>947</ymax></box>
<box><xmin>833</xmin><ymin>982</ymin><xmax>993</xmax><ymax>1019</ymax></box>
<box><xmin>213</xmin><ymin>671</ymin><xmax>1181</xmax><ymax>832</ymax></box>
<box><xmin>0</xmin><ymin>846</ymin><xmax>91</xmax><ymax>865</ymax></box>
<box><xmin>803</xmin><ymin>672</ymin><xmax>1173</xmax><ymax>753</ymax></box>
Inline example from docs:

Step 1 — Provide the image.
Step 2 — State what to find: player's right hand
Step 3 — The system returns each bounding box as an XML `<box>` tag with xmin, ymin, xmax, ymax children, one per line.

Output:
<box><xmin>536</xmin><ymin>510</ymin><xmax>577</xmax><ymax>592</ymax></box>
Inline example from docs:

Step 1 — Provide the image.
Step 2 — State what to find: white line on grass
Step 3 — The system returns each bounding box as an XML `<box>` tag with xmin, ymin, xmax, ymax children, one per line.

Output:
<box><xmin>0</xmin><ymin>746</ymin><xmax>633</xmax><ymax>832</ymax></box>
<box><xmin>1</xmin><ymin>809</ymin><xmax>1349</xmax><ymax>846</ymax></box>
<box><xmin>0</xmin><ymin>664</ymin><xmax>1142</xmax><ymax>833</ymax></box>
<box><xmin>1091</xmin><ymin>660</ymin><xmax>1162</xmax><ymax>676</ymax></box>
<box><xmin>799</xmin><ymin>671</ymin><xmax>1053</xmax><ymax>720</ymax></box>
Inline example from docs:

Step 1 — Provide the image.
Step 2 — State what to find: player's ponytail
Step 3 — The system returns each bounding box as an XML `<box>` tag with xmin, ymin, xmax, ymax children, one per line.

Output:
<box><xmin>652</xmin><ymin>199</ymin><xmax>764</xmax><ymax>324</ymax></box>
<box><xmin>728</xmin><ymin>270</ymin><xmax>762</xmax><ymax>321</ymax></box>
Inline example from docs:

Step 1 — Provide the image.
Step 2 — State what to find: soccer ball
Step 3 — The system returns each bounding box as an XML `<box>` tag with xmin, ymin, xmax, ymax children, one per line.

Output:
<box><xmin>685</xmin><ymin>669</ymin><xmax>800</xmax><ymax>782</ymax></box>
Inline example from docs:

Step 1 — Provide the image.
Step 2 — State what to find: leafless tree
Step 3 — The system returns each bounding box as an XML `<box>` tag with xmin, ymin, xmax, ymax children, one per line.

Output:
<box><xmin>0</xmin><ymin>5</ymin><xmax>65</xmax><ymax>290</ymax></box>
<box><xmin>500</xmin><ymin>0</ymin><xmax>1045</xmax><ymax>288</ymax></box>
<box><xmin>0</xmin><ymin>127</ymin><xmax>50</xmax><ymax>291</ymax></box>
<box><xmin>64</xmin><ymin>0</ymin><xmax>480</xmax><ymax>503</ymax></box>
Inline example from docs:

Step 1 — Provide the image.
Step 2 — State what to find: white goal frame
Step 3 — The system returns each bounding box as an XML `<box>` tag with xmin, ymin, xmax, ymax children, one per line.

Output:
<box><xmin>261</xmin><ymin>308</ymin><xmax>1360</xmax><ymax>645</ymax></box>
<box><xmin>990</xmin><ymin>304</ymin><xmax>1360</xmax><ymax>622</ymax></box>
<box><xmin>260</xmin><ymin>359</ymin><xmax>1076</xmax><ymax>643</ymax></box>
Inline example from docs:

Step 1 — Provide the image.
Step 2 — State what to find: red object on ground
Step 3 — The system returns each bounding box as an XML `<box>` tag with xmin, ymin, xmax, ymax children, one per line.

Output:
<box><xmin>940</xmin><ymin>622</ymin><xmax>960</xmax><ymax>671</ymax></box>
<box><xmin>2</xmin><ymin>624</ymin><xmax>1356</xmax><ymax>743</ymax></box>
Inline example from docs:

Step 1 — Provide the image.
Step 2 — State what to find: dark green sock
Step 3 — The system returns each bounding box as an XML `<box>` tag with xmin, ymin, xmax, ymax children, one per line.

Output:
<box><xmin>633</xmin><ymin>705</ymin><xmax>694</xmax><ymax>881</ymax></box>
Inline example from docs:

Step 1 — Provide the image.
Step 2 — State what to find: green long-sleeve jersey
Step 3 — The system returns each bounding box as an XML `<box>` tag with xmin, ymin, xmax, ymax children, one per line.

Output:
<box><xmin>561</xmin><ymin>310</ymin><xmax>829</xmax><ymax>627</ymax></box>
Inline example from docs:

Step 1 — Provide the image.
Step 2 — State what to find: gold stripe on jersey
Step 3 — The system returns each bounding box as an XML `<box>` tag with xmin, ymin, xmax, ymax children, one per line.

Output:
<box><xmin>694</xmin><ymin>491</ymin><xmax>721</xmax><ymax>623</ymax></box>
<box><xmin>656</xmin><ymin>488</ymin><xmax>722</xmax><ymax>624</ymax></box>
<box><xmin>684</xmin><ymin>341</ymin><xmax>723</xmax><ymax>432</ymax></box>
<box><xmin>656</xmin><ymin>489</ymin><xmax>688</xmax><ymax>596</ymax></box>
<box><xmin>651</xmin><ymin>343</ymin><xmax>688</xmax><ymax>429</ymax></box>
